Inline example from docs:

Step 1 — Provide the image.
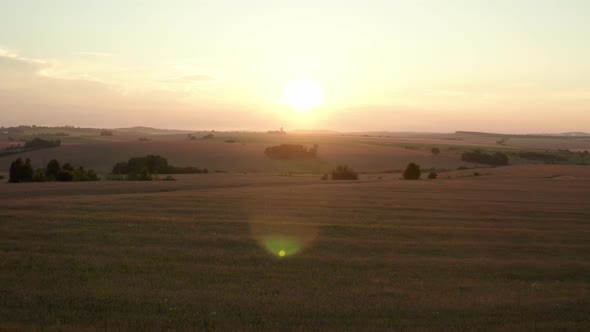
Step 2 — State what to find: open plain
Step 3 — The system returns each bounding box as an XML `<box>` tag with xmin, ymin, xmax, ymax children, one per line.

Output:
<box><xmin>1</xmin><ymin>130</ymin><xmax>589</xmax><ymax>330</ymax></box>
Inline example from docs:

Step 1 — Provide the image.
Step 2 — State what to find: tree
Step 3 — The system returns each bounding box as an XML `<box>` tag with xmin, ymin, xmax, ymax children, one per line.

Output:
<box><xmin>9</xmin><ymin>158</ymin><xmax>34</xmax><ymax>182</ymax></box>
<box><xmin>461</xmin><ymin>150</ymin><xmax>509</xmax><ymax>166</ymax></box>
<box><xmin>9</xmin><ymin>158</ymin><xmax>24</xmax><ymax>183</ymax></box>
<box><xmin>403</xmin><ymin>163</ymin><xmax>421</xmax><ymax>180</ymax></box>
<box><xmin>428</xmin><ymin>171</ymin><xmax>438</xmax><ymax>179</ymax></box>
<box><xmin>431</xmin><ymin>147</ymin><xmax>440</xmax><ymax>155</ymax></box>
<box><xmin>45</xmin><ymin>159</ymin><xmax>61</xmax><ymax>180</ymax></box>
<box><xmin>56</xmin><ymin>170</ymin><xmax>74</xmax><ymax>181</ymax></box>
<box><xmin>331</xmin><ymin>165</ymin><xmax>358</xmax><ymax>180</ymax></box>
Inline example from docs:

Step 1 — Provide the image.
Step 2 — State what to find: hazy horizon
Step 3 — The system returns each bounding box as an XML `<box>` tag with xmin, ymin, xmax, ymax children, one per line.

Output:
<box><xmin>2</xmin><ymin>0</ymin><xmax>589</xmax><ymax>133</ymax></box>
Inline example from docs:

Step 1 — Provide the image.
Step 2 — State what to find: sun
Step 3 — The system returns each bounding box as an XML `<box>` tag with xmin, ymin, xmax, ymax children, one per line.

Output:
<box><xmin>283</xmin><ymin>78</ymin><xmax>325</xmax><ymax>111</ymax></box>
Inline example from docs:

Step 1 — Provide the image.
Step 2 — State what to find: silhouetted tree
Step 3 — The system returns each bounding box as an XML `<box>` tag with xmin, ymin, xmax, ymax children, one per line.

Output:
<box><xmin>462</xmin><ymin>150</ymin><xmax>509</xmax><ymax>166</ymax></box>
<box><xmin>45</xmin><ymin>159</ymin><xmax>61</xmax><ymax>180</ymax></box>
<box><xmin>62</xmin><ymin>163</ymin><xmax>75</xmax><ymax>172</ymax></box>
<box><xmin>403</xmin><ymin>163</ymin><xmax>421</xmax><ymax>180</ymax></box>
<box><xmin>331</xmin><ymin>165</ymin><xmax>358</xmax><ymax>180</ymax></box>
<box><xmin>9</xmin><ymin>158</ymin><xmax>34</xmax><ymax>182</ymax></box>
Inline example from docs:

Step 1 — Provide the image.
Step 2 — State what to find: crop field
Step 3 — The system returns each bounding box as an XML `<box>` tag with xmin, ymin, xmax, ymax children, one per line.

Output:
<box><xmin>1</xmin><ymin>131</ymin><xmax>589</xmax><ymax>330</ymax></box>
<box><xmin>1</xmin><ymin>165</ymin><xmax>589</xmax><ymax>331</ymax></box>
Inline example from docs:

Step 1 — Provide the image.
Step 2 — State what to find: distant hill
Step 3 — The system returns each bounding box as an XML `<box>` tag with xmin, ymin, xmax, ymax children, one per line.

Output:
<box><xmin>456</xmin><ymin>131</ymin><xmax>590</xmax><ymax>137</ymax></box>
<box><xmin>293</xmin><ymin>129</ymin><xmax>340</xmax><ymax>134</ymax></box>
<box><xmin>113</xmin><ymin>126</ymin><xmax>192</xmax><ymax>135</ymax></box>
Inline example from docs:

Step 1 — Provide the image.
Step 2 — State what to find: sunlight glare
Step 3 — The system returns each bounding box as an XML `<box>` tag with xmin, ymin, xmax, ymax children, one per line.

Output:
<box><xmin>283</xmin><ymin>78</ymin><xmax>325</xmax><ymax>111</ymax></box>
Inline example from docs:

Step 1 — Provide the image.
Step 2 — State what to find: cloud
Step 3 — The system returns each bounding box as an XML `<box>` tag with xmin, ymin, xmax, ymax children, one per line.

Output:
<box><xmin>0</xmin><ymin>49</ymin><xmax>269</xmax><ymax>129</ymax></box>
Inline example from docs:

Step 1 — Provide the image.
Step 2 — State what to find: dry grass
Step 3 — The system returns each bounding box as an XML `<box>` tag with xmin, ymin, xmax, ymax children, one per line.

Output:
<box><xmin>1</xmin><ymin>166</ymin><xmax>589</xmax><ymax>330</ymax></box>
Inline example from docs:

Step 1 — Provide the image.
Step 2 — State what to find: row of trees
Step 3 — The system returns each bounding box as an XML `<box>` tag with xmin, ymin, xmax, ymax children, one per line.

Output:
<box><xmin>264</xmin><ymin>144</ymin><xmax>319</xmax><ymax>160</ymax></box>
<box><xmin>461</xmin><ymin>150</ymin><xmax>509</xmax><ymax>165</ymax></box>
<box><xmin>111</xmin><ymin>155</ymin><xmax>208</xmax><ymax>180</ymax></box>
<box><xmin>8</xmin><ymin>158</ymin><xmax>98</xmax><ymax>183</ymax></box>
<box><xmin>326</xmin><ymin>163</ymin><xmax>435</xmax><ymax>181</ymax></box>
<box><xmin>23</xmin><ymin>138</ymin><xmax>61</xmax><ymax>149</ymax></box>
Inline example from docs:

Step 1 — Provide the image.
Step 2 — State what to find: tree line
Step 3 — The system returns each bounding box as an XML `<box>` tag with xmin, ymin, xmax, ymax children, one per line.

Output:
<box><xmin>264</xmin><ymin>144</ymin><xmax>319</xmax><ymax>160</ymax></box>
<box><xmin>111</xmin><ymin>155</ymin><xmax>208</xmax><ymax>179</ymax></box>
<box><xmin>461</xmin><ymin>150</ymin><xmax>509</xmax><ymax>166</ymax></box>
<box><xmin>8</xmin><ymin>158</ymin><xmax>98</xmax><ymax>183</ymax></box>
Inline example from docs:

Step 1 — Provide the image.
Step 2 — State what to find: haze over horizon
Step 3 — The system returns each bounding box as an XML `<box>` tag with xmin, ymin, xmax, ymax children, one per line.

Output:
<box><xmin>1</xmin><ymin>0</ymin><xmax>589</xmax><ymax>133</ymax></box>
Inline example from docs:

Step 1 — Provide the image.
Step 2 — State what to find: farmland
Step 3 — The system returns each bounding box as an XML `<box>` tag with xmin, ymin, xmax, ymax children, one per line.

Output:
<box><xmin>0</xmin><ymin>129</ymin><xmax>589</xmax><ymax>330</ymax></box>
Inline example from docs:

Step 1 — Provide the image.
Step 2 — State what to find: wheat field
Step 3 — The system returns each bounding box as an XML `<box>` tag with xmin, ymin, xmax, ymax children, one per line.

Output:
<box><xmin>1</xmin><ymin>166</ymin><xmax>589</xmax><ymax>330</ymax></box>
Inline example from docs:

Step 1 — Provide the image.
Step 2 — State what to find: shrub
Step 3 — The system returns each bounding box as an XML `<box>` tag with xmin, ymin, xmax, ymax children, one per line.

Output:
<box><xmin>32</xmin><ymin>169</ymin><xmax>46</xmax><ymax>182</ymax></box>
<box><xmin>403</xmin><ymin>163</ymin><xmax>421</xmax><ymax>180</ymax></box>
<box><xmin>517</xmin><ymin>151</ymin><xmax>567</xmax><ymax>163</ymax></box>
<box><xmin>431</xmin><ymin>147</ymin><xmax>440</xmax><ymax>155</ymax></box>
<box><xmin>428</xmin><ymin>171</ymin><xmax>438</xmax><ymax>179</ymax></box>
<box><xmin>124</xmin><ymin>168</ymin><xmax>152</xmax><ymax>181</ymax></box>
<box><xmin>56</xmin><ymin>170</ymin><xmax>74</xmax><ymax>182</ymax></box>
<box><xmin>73</xmin><ymin>167</ymin><xmax>99</xmax><ymax>181</ymax></box>
<box><xmin>163</xmin><ymin>175</ymin><xmax>177</xmax><ymax>181</ymax></box>
<box><xmin>331</xmin><ymin>165</ymin><xmax>358</xmax><ymax>180</ymax></box>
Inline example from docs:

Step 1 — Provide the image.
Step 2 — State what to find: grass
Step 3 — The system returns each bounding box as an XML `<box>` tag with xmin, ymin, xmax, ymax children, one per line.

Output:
<box><xmin>0</xmin><ymin>171</ymin><xmax>589</xmax><ymax>330</ymax></box>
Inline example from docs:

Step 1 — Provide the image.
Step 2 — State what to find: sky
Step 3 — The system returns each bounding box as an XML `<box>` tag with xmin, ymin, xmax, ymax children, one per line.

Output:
<box><xmin>1</xmin><ymin>0</ymin><xmax>589</xmax><ymax>133</ymax></box>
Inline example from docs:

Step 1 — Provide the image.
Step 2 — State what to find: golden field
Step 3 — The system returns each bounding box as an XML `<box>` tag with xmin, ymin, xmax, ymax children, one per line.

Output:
<box><xmin>0</xmin><ymin>130</ymin><xmax>589</xmax><ymax>330</ymax></box>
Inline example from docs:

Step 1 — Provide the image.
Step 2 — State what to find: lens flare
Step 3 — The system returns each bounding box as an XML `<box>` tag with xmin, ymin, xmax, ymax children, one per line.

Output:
<box><xmin>262</xmin><ymin>235</ymin><xmax>302</xmax><ymax>257</ymax></box>
<box><xmin>250</xmin><ymin>219</ymin><xmax>318</xmax><ymax>258</ymax></box>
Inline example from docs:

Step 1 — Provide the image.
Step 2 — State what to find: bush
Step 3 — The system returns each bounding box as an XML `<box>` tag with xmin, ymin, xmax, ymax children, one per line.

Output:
<box><xmin>73</xmin><ymin>167</ymin><xmax>99</xmax><ymax>181</ymax></box>
<box><xmin>428</xmin><ymin>171</ymin><xmax>438</xmax><ymax>179</ymax></box>
<box><xmin>56</xmin><ymin>170</ymin><xmax>74</xmax><ymax>182</ymax></box>
<box><xmin>162</xmin><ymin>175</ymin><xmax>177</xmax><ymax>181</ymax></box>
<box><xmin>517</xmin><ymin>151</ymin><xmax>567</xmax><ymax>163</ymax></box>
<box><xmin>431</xmin><ymin>147</ymin><xmax>440</xmax><ymax>155</ymax></box>
<box><xmin>125</xmin><ymin>168</ymin><xmax>153</xmax><ymax>181</ymax></box>
<box><xmin>403</xmin><ymin>163</ymin><xmax>421</xmax><ymax>180</ymax></box>
<box><xmin>32</xmin><ymin>169</ymin><xmax>46</xmax><ymax>182</ymax></box>
<box><xmin>331</xmin><ymin>165</ymin><xmax>358</xmax><ymax>180</ymax></box>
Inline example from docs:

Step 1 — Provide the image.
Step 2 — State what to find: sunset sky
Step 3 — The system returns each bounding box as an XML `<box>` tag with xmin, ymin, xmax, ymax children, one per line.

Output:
<box><xmin>1</xmin><ymin>0</ymin><xmax>589</xmax><ymax>133</ymax></box>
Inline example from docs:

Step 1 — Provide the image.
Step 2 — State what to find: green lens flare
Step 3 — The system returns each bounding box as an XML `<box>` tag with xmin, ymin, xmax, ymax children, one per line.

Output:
<box><xmin>262</xmin><ymin>236</ymin><xmax>302</xmax><ymax>257</ymax></box>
